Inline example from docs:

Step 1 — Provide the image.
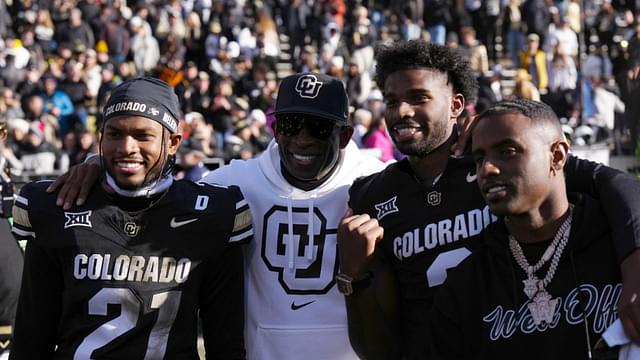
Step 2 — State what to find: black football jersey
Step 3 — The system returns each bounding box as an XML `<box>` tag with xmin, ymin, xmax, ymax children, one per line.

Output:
<box><xmin>349</xmin><ymin>156</ymin><xmax>496</xmax><ymax>358</ymax></box>
<box><xmin>10</xmin><ymin>180</ymin><xmax>253</xmax><ymax>359</ymax></box>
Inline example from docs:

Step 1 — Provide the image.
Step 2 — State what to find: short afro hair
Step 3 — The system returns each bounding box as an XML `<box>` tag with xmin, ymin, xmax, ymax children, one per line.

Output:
<box><xmin>374</xmin><ymin>40</ymin><xmax>479</xmax><ymax>103</ymax></box>
<box><xmin>477</xmin><ymin>98</ymin><xmax>562</xmax><ymax>135</ymax></box>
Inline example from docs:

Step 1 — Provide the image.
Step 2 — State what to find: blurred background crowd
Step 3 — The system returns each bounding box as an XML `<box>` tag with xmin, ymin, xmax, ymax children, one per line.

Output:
<box><xmin>0</xmin><ymin>0</ymin><xmax>639</xmax><ymax>184</ymax></box>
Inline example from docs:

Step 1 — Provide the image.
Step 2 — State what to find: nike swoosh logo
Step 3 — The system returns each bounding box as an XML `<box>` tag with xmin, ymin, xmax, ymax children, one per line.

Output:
<box><xmin>170</xmin><ymin>217</ymin><xmax>198</xmax><ymax>228</ymax></box>
<box><xmin>466</xmin><ymin>172</ymin><xmax>477</xmax><ymax>183</ymax></box>
<box><xmin>290</xmin><ymin>300</ymin><xmax>315</xmax><ymax>310</ymax></box>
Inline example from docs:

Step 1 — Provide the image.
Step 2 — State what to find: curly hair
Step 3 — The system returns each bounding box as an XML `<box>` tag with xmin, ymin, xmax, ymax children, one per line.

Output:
<box><xmin>374</xmin><ymin>40</ymin><xmax>478</xmax><ymax>103</ymax></box>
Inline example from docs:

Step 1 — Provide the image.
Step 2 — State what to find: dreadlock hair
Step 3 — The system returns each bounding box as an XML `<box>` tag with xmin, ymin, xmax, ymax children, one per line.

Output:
<box><xmin>374</xmin><ymin>40</ymin><xmax>479</xmax><ymax>103</ymax></box>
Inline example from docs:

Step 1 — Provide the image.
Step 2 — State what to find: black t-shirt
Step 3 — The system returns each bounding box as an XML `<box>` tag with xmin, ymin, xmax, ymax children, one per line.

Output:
<box><xmin>428</xmin><ymin>195</ymin><xmax>620</xmax><ymax>359</ymax></box>
<box><xmin>10</xmin><ymin>180</ymin><xmax>253</xmax><ymax>359</ymax></box>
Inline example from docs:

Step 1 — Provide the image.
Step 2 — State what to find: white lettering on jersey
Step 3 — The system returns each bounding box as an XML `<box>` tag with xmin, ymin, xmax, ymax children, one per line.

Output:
<box><xmin>64</xmin><ymin>211</ymin><xmax>93</xmax><ymax>229</ymax></box>
<box><xmin>73</xmin><ymin>254</ymin><xmax>191</xmax><ymax>283</ymax></box>
<box><xmin>392</xmin><ymin>206</ymin><xmax>497</xmax><ymax>261</ymax></box>
<box><xmin>195</xmin><ymin>195</ymin><xmax>209</xmax><ymax>210</ymax></box>
<box><xmin>374</xmin><ymin>196</ymin><xmax>399</xmax><ymax>220</ymax></box>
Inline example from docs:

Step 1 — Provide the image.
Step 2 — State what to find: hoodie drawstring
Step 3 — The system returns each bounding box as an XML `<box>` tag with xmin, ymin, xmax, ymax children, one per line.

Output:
<box><xmin>285</xmin><ymin>193</ymin><xmax>317</xmax><ymax>269</ymax></box>
<box><xmin>287</xmin><ymin>196</ymin><xmax>295</xmax><ymax>270</ymax></box>
<box><xmin>307</xmin><ymin>196</ymin><xmax>316</xmax><ymax>260</ymax></box>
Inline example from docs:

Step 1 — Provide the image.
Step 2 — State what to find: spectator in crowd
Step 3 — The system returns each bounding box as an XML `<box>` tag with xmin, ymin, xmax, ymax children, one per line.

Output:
<box><xmin>34</xmin><ymin>8</ymin><xmax>55</xmax><ymax>52</ymax></box>
<box><xmin>247</xmin><ymin>108</ymin><xmax>273</xmax><ymax>153</ymax></box>
<box><xmin>58</xmin><ymin>62</ymin><xmax>90</xmax><ymax>130</ymax></box>
<box><xmin>0</xmin><ymin>88</ymin><xmax>25</xmax><ymax>123</ymax></box>
<box><xmin>583</xmin><ymin>43</ymin><xmax>614</xmax><ymax>81</ymax></box>
<box><xmin>461</xmin><ymin>26</ymin><xmax>490</xmax><ymax>74</ymax></box>
<box><xmin>520</xmin><ymin>33</ymin><xmax>548</xmax><ymax>91</ymax></box>
<box><xmin>346</xmin><ymin>59</ymin><xmax>373</xmax><ymax>108</ymax></box>
<box><xmin>129</xmin><ymin>16</ymin><xmax>160</xmax><ymax>76</ymax></box>
<box><xmin>39</xmin><ymin>75</ymin><xmax>74</xmax><ymax>136</ymax></box>
<box><xmin>55</xmin><ymin>8</ymin><xmax>94</xmax><ymax>53</ymax></box>
<box><xmin>0</xmin><ymin>55</ymin><xmax>25</xmax><ymax>92</ymax></box>
<box><xmin>594</xmin><ymin>0</ymin><xmax>618</xmax><ymax>50</ymax></box>
<box><xmin>513</xmin><ymin>68</ymin><xmax>542</xmax><ymax>101</ymax></box>
<box><xmin>502</xmin><ymin>0</ymin><xmax>526</xmax><ymax>67</ymax></box>
<box><xmin>522</xmin><ymin>0</ymin><xmax>551</xmax><ymax>44</ymax></box>
<box><xmin>224</xmin><ymin>120</ymin><xmax>254</xmax><ymax>161</ymax></box>
<box><xmin>185</xmin><ymin>112</ymin><xmax>223</xmax><ymax>159</ymax></box>
<box><xmin>98</xmin><ymin>7</ymin><xmax>129</xmax><ymax>65</ymax></box>
<box><xmin>546</xmin><ymin>44</ymin><xmax>578</xmax><ymax>118</ymax></box>
<box><xmin>590</xmin><ymin>75</ymin><xmax>626</xmax><ymax>142</ymax></box>
<box><xmin>423</xmin><ymin>0</ymin><xmax>451</xmax><ymax>45</ymax></box>
<box><xmin>13</xmin><ymin>125</ymin><xmax>60</xmax><ymax>175</ymax></box>
<box><xmin>176</xmin><ymin>140</ymin><xmax>210</xmax><ymax>182</ymax></box>
<box><xmin>352</xmin><ymin>108</ymin><xmax>373</xmax><ymax>148</ymax></box>
<box><xmin>362</xmin><ymin>116</ymin><xmax>395</xmax><ymax>163</ymax></box>
<box><xmin>546</xmin><ymin>15</ymin><xmax>579</xmax><ymax>58</ymax></box>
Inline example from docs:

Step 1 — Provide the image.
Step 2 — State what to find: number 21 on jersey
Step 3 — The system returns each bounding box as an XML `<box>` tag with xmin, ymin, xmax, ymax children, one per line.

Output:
<box><xmin>74</xmin><ymin>288</ymin><xmax>182</xmax><ymax>360</ymax></box>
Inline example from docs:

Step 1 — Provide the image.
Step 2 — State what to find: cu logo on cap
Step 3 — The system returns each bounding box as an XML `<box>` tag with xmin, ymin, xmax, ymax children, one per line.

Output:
<box><xmin>295</xmin><ymin>75</ymin><xmax>323</xmax><ymax>99</ymax></box>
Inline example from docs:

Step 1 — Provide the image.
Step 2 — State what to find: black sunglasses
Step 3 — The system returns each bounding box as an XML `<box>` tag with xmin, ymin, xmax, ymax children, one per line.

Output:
<box><xmin>275</xmin><ymin>114</ymin><xmax>340</xmax><ymax>139</ymax></box>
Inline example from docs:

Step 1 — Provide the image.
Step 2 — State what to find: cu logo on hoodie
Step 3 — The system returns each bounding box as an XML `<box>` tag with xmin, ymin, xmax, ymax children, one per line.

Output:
<box><xmin>261</xmin><ymin>205</ymin><xmax>338</xmax><ymax>295</ymax></box>
<box><xmin>295</xmin><ymin>75</ymin><xmax>324</xmax><ymax>99</ymax></box>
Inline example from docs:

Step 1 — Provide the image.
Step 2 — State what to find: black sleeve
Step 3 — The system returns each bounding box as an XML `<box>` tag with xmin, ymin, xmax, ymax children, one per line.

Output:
<box><xmin>344</xmin><ymin>253</ymin><xmax>402</xmax><ymax>360</ymax></box>
<box><xmin>9</xmin><ymin>241</ymin><xmax>62</xmax><ymax>359</ymax></box>
<box><xmin>199</xmin><ymin>243</ymin><xmax>246</xmax><ymax>360</ymax></box>
<box><xmin>0</xmin><ymin>220</ymin><xmax>22</xmax><ymax>355</ymax></box>
<box><xmin>564</xmin><ymin>155</ymin><xmax>640</xmax><ymax>261</ymax></box>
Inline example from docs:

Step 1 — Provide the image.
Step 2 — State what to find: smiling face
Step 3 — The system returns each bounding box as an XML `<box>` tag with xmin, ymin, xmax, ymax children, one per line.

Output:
<box><xmin>101</xmin><ymin>116</ymin><xmax>181</xmax><ymax>190</ymax></box>
<box><xmin>383</xmin><ymin>68</ymin><xmax>463</xmax><ymax>158</ymax></box>
<box><xmin>472</xmin><ymin>112</ymin><xmax>565</xmax><ymax>216</ymax></box>
<box><xmin>275</xmin><ymin>113</ymin><xmax>353</xmax><ymax>182</ymax></box>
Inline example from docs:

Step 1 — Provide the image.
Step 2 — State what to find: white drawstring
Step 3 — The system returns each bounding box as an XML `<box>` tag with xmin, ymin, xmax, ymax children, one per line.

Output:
<box><xmin>307</xmin><ymin>196</ymin><xmax>315</xmax><ymax>260</ymax></box>
<box><xmin>287</xmin><ymin>196</ymin><xmax>295</xmax><ymax>270</ymax></box>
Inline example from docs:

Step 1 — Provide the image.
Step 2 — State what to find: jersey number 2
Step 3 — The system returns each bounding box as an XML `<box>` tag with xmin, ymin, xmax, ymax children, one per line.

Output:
<box><xmin>426</xmin><ymin>247</ymin><xmax>471</xmax><ymax>287</ymax></box>
<box><xmin>74</xmin><ymin>288</ymin><xmax>182</xmax><ymax>359</ymax></box>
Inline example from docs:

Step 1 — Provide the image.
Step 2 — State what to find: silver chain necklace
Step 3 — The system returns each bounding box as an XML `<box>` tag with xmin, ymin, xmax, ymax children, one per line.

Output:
<box><xmin>508</xmin><ymin>205</ymin><xmax>573</xmax><ymax>326</ymax></box>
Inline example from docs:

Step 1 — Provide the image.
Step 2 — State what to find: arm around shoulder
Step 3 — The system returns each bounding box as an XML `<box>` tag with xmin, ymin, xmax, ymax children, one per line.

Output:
<box><xmin>564</xmin><ymin>156</ymin><xmax>640</xmax><ymax>258</ymax></box>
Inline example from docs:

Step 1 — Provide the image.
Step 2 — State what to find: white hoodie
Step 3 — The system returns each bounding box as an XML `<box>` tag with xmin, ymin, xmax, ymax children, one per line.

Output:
<box><xmin>202</xmin><ymin>140</ymin><xmax>385</xmax><ymax>360</ymax></box>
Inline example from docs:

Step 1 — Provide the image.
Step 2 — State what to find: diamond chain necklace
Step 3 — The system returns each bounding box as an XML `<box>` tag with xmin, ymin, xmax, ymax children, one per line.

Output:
<box><xmin>508</xmin><ymin>205</ymin><xmax>574</xmax><ymax>325</ymax></box>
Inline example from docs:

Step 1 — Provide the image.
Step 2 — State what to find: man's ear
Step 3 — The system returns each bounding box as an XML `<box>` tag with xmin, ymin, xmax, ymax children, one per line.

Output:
<box><xmin>339</xmin><ymin>126</ymin><xmax>354</xmax><ymax>149</ymax></box>
<box><xmin>450</xmin><ymin>93</ymin><xmax>465</xmax><ymax>120</ymax></box>
<box><xmin>550</xmin><ymin>140</ymin><xmax>569</xmax><ymax>172</ymax></box>
<box><xmin>167</xmin><ymin>133</ymin><xmax>183</xmax><ymax>156</ymax></box>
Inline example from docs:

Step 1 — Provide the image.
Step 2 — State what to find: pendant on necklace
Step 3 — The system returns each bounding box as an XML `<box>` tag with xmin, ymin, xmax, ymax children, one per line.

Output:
<box><xmin>523</xmin><ymin>275</ymin><xmax>540</xmax><ymax>299</ymax></box>
<box><xmin>527</xmin><ymin>289</ymin><xmax>559</xmax><ymax>326</ymax></box>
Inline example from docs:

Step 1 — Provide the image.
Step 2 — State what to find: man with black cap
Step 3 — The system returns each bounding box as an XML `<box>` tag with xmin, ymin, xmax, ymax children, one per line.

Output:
<box><xmin>48</xmin><ymin>73</ymin><xmax>385</xmax><ymax>360</ymax></box>
<box><xmin>202</xmin><ymin>73</ymin><xmax>384</xmax><ymax>360</ymax></box>
<box><xmin>10</xmin><ymin>77</ymin><xmax>252</xmax><ymax>359</ymax></box>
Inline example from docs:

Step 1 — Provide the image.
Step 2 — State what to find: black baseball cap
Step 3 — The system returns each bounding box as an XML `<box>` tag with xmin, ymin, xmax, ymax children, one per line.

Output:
<box><xmin>103</xmin><ymin>77</ymin><xmax>180</xmax><ymax>133</ymax></box>
<box><xmin>273</xmin><ymin>73</ymin><xmax>349</xmax><ymax>126</ymax></box>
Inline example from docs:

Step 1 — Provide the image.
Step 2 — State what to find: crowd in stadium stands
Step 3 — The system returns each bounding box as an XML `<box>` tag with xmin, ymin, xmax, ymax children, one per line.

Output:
<box><xmin>0</xmin><ymin>0</ymin><xmax>639</xmax><ymax>184</ymax></box>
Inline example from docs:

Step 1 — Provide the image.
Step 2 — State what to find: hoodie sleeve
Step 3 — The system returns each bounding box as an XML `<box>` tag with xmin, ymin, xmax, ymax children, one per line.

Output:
<box><xmin>564</xmin><ymin>155</ymin><xmax>640</xmax><ymax>261</ymax></box>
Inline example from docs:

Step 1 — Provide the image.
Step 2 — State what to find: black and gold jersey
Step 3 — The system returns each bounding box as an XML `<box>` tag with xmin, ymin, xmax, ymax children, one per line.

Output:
<box><xmin>349</xmin><ymin>156</ymin><xmax>496</xmax><ymax>358</ymax></box>
<box><xmin>10</xmin><ymin>180</ymin><xmax>252</xmax><ymax>359</ymax></box>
